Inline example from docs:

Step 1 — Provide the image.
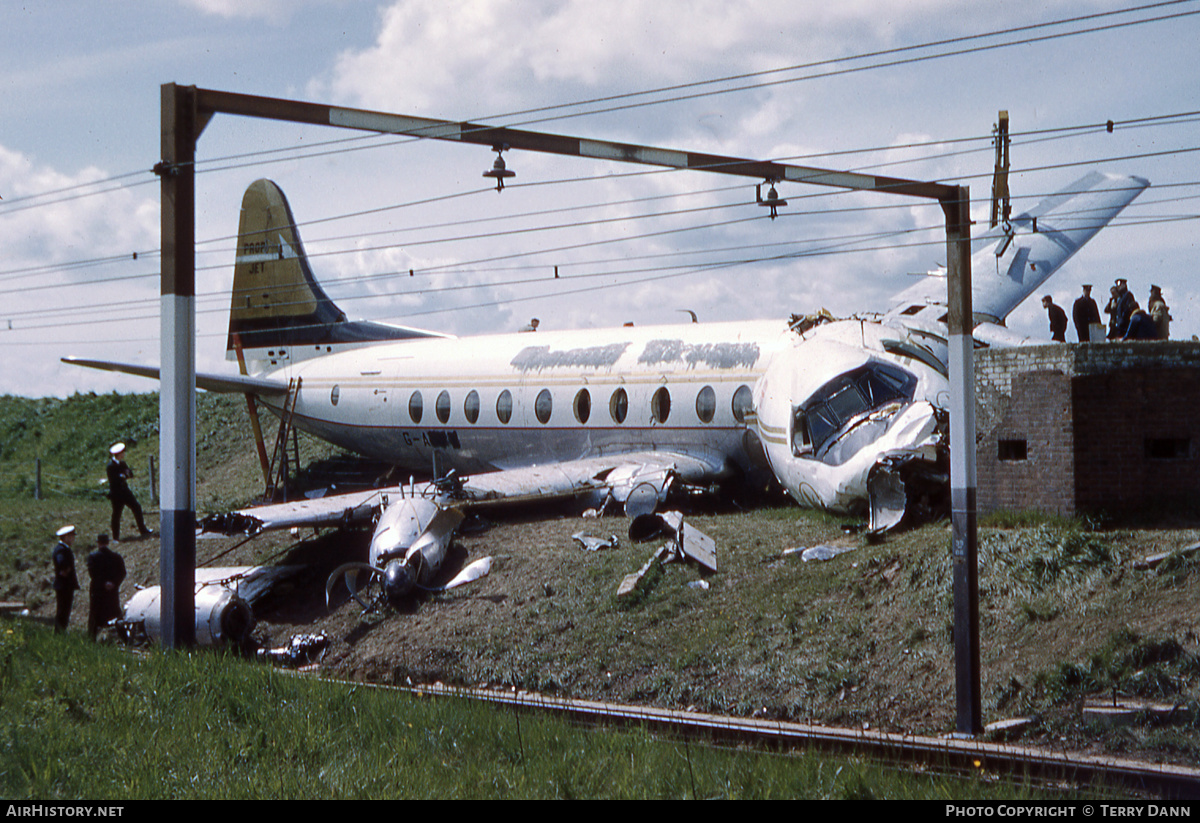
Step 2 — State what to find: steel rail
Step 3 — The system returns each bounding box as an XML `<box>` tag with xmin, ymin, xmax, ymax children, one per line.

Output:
<box><xmin>386</xmin><ymin>681</ymin><xmax>1198</xmax><ymax>798</ymax></box>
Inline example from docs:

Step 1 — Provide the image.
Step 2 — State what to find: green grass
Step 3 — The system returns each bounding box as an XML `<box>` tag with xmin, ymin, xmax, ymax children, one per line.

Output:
<box><xmin>0</xmin><ymin>623</ymin><xmax>1100</xmax><ymax>800</ymax></box>
<box><xmin>1030</xmin><ymin>629</ymin><xmax>1200</xmax><ymax>706</ymax></box>
<box><xmin>0</xmin><ymin>391</ymin><xmax>337</xmax><ymax>510</ymax></box>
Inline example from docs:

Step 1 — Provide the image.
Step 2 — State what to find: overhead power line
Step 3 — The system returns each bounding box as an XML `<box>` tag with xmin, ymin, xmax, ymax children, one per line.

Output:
<box><xmin>1</xmin><ymin>1</ymin><xmax>1194</xmax><ymax>219</ymax></box>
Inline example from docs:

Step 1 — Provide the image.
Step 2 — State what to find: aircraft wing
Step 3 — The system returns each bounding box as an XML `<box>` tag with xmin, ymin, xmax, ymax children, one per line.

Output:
<box><xmin>883</xmin><ymin>171</ymin><xmax>1148</xmax><ymax>325</ymax></box>
<box><xmin>200</xmin><ymin>450</ymin><xmax>725</xmax><ymax>536</ymax></box>
<box><xmin>62</xmin><ymin>356</ymin><xmax>290</xmax><ymax>396</ymax></box>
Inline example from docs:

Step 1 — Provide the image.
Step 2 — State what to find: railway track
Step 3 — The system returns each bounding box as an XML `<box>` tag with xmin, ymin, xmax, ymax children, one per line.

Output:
<box><xmin>389</xmin><ymin>681</ymin><xmax>1200</xmax><ymax>798</ymax></box>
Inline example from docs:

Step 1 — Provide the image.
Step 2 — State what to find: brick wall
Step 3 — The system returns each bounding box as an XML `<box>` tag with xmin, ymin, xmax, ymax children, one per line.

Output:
<box><xmin>976</xmin><ymin>370</ymin><xmax>1076</xmax><ymax>516</ymax></box>
<box><xmin>1072</xmin><ymin>369</ymin><xmax>1200</xmax><ymax>513</ymax></box>
<box><xmin>973</xmin><ymin>342</ymin><xmax>1200</xmax><ymax>516</ymax></box>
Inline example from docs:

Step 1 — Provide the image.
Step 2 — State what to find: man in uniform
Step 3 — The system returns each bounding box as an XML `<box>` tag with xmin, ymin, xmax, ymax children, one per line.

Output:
<box><xmin>86</xmin><ymin>533</ymin><xmax>126</xmax><ymax>639</ymax></box>
<box><xmin>1072</xmin><ymin>284</ymin><xmax>1101</xmax><ymax>342</ymax></box>
<box><xmin>107</xmin><ymin>443</ymin><xmax>151</xmax><ymax>541</ymax></box>
<box><xmin>51</xmin><ymin>525</ymin><xmax>79</xmax><ymax>633</ymax></box>
<box><xmin>1042</xmin><ymin>295</ymin><xmax>1068</xmax><ymax>342</ymax></box>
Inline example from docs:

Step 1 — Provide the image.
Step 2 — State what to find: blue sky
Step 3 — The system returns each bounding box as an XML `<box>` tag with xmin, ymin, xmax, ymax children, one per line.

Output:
<box><xmin>1</xmin><ymin>0</ymin><xmax>1197</xmax><ymax>396</ymax></box>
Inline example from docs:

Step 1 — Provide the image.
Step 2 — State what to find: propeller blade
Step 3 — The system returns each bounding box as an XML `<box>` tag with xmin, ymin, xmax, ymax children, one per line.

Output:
<box><xmin>429</xmin><ymin>556</ymin><xmax>493</xmax><ymax>591</ymax></box>
<box><xmin>325</xmin><ymin>562</ymin><xmax>380</xmax><ymax>609</ymax></box>
<box><xmin>425</xmin><ymin>505</ymin><xmax>466</xmax><ymax>542</ymax></box>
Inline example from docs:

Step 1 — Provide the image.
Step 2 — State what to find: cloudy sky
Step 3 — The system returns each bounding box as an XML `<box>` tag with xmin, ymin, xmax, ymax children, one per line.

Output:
<box><xmin>1</xmin><ymin>0</ymin><xmax>1196</xmax><ymax>396</ymax></box>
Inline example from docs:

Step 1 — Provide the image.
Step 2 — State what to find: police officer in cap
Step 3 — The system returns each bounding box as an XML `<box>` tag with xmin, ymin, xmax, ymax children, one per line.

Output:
<box><xmin>51</xmin><ymin>525</ymin><xmax>79</xmax><ymax>632</ymax></box>
<box><xmin>107</xmin><ymin>442</ymin><xmax>151</xmax><ymax>541</ymax></box>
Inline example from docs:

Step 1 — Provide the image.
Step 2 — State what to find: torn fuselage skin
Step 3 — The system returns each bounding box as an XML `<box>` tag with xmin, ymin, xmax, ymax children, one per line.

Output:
<box><xmin>754</xmin><ymin>320</ymin><xmax>950</xmax><ymax>526</ymax></box>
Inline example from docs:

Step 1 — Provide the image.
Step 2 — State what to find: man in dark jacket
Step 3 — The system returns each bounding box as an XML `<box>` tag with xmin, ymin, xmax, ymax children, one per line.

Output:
<box><xmin>1042</xmin><ymin>295</ymin><xmax>1068</xmax><ymax>342</ymax></box>
<box><xmin>86</xmin><ymin>533</ymin><xmax>126</xmax><ymax>639</ymax></box>
<box><xmin>1072</xmin><ymin>284</ymin><xmax>1101</xmax><ymax>342</ymax></box>
<box><xmin>51</xmin><ymin>525</ymin><xmax>79</xmax><ymax>633</ymax></box>
<box><xmin>1108</xmin><ymin>278</ymin><xmax>1136</xmax><ymax>339</ymax></box>
<box><xmin>107</xmin><ymin>443</ymin><xmax>151</xmax><ymax>541</ymax></box>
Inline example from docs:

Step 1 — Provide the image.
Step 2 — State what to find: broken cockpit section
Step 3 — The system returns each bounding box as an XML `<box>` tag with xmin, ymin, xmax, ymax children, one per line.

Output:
<box><xmin>789</xmin><ymin>361</ymin><xmax>949</xmax><ymax>533</ymax></box>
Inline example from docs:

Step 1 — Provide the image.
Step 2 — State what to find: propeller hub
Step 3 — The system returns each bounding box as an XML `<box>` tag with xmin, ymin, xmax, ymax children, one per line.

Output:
<box><xmin>383</xmin><ymin>560</ymin><xmax>415</xmax><ymax>603</ymax></box>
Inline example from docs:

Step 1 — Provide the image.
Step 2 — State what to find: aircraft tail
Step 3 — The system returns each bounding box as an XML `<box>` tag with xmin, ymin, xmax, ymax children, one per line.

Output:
<box><xmin>228</xmin><ymin>179</ymin><xmax>448</xmax><ymax>367</ymax></box>
<box><xmin>884</xmin><ymin>171</ymin><xmax>1148</xmax><ymax>325</ymax></box>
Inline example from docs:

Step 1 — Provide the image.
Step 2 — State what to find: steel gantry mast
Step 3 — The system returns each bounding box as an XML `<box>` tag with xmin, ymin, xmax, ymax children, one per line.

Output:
<box><xmin>156</xmin><ymin>84</ymin><xmax>981</xmax><ymax>734</ymax></box>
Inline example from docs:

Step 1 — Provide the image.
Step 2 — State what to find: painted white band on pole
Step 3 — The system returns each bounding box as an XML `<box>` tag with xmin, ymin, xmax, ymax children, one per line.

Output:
<box><xmin>160</xmin><ymin>293</ymin><xmax>196</xmax><ymax>508</ymax></box>
<box><xmin>947</xmin><ymin>332</ymin><xmax>976</xmax><ymax>485</ymax></box>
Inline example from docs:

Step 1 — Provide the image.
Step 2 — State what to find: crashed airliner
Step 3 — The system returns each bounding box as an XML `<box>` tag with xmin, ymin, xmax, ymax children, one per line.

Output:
<box><xmin>68</xmin><ymin>171</ymin><xmax>1147</xmax><ymax>543</ymax></box>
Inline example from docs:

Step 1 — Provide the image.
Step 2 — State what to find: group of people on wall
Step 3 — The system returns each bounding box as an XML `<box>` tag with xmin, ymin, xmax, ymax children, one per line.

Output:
<box><xmin>1042</xmin><ymin>279</ymin><xmax>1171</xmax><ymax>343</ymax></box>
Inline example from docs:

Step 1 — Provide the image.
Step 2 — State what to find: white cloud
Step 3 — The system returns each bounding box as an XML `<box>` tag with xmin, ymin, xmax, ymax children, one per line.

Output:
<box><xmin>312</xmin><ymin>0</ymin><xmax>987</xmax><ymax>126</ymax></box>
<box><xmin>0</xmin><ymin>145</ymin><xmax>161</xmax><ymax>396</ymax></box>
<box><xmin>0</xmin><ymin>146</ymin><xmax>158</xmax><ymax>265</ymax></box>
<box><xmin>177</xmin><ymin>0</ymin><xmax>294</xmax><ymax>22</ymax></box>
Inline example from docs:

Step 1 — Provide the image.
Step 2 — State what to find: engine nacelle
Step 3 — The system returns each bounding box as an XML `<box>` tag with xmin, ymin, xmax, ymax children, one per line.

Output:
<box><xmin>122</xmin><ymin>585</ymin><xmax>255</xmax><ymax>647</ymax></box>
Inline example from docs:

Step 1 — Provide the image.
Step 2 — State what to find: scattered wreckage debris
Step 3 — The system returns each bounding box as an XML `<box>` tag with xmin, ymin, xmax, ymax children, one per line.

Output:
<box><xmin>618</xmin><ymin>545</ymin><xmax>672</xmax><ymax>598</ymax></box>
<box><xmin>258</xmin><ymin>632</ymin><xmax>330</xmax><ymax>668</ymax></box>
<box><xmin>617</xmin><ymin>511</ymin><xmax>716</xmax><ymax>598</ymax></box>
<box><xmin>118</xmin><ymin>567</ymin><xmax>333</xmax><ymax>669</ymax></box>
<box><xmin>780</xmin><ymin>544</ymin><xmax>857</xmax><ymax>562</ymax></box>
<box><xmin>572</xmin><ymin>532</ymin><xmax>619</xmax><ymax>552</ymax></box>
<box><xmin>1134</xmin><ymin>541</ymin><xmax>1200</xmax><ymax>571</ymax></box>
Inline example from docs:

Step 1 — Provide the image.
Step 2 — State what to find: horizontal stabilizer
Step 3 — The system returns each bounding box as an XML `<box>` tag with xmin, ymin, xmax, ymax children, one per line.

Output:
<box><xmin>62</xmin><ymin>357</ymin><xmax>290</xmax><ymax>396</ymax></box>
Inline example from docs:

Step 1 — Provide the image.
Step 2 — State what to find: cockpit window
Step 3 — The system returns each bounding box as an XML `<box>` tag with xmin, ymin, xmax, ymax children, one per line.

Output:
<box><xmin>793</xmin><ymin>363</ymin><xmax>916</xmax><ymax>456</ymax></box>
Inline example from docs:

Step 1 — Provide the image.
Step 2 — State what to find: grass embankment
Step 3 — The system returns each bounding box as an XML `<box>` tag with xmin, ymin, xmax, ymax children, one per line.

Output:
<box><xmin>0</xmin><ymin>391</ymin><xmax>270</xmax><ymax>507</ymax></box>
<box><xmin>409</xmin><ymin>505</ymin><xmax>1200</xmax><ymax>759</ymax></box>
<box><xmin>0</xmin><ymin>622</ymin><xmax>1092</xmax><ymax>800</ymax></box>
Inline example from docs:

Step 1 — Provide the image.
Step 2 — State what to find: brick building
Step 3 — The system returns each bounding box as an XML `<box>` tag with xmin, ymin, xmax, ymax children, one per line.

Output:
<box><xmin>974</xmin><ymin>342</ymin><xmax>1200</xmax><ymax>517</ymax></box>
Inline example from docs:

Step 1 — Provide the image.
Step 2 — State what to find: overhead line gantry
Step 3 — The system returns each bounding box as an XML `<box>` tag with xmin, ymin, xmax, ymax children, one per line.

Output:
<box><xmin>157</xmin><ymin>84</ymin><xmax>980</xmax><ymax>734</ymax></box>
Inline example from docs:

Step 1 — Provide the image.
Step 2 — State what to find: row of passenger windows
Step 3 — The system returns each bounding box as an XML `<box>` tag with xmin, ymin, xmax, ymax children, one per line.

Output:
<box><xmin>332</xmin><ymin>384</ymin><xmax>754</xmax><ymax>426</ymax></box>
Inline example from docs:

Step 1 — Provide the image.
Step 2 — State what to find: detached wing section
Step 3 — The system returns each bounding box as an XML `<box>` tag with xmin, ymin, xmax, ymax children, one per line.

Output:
<box><xmin>61</xmin><ymin>357</ymin><xmax>290</xmax><ymax>396</ymax></box>
<box><xmin>884</xmin><ymin>171</ymin><xmax>1148</xmax><ymax>325</ymax></box>
<box><xmin>200</xmin><ymin>450</ymin><xmax>723</xmax><ymax>536</ymax></box>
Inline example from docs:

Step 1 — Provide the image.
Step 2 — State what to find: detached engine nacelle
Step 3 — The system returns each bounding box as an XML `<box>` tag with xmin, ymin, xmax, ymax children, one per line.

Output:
<box><xmin>122</xmin><ymin>585</ymin><xmax>255</xmax><ymax>647</ymax></box>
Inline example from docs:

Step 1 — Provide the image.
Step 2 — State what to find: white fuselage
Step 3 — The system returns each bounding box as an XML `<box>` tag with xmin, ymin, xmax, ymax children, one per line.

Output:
<box><xmin>258</xmin><ymin>319</ymin><xmax>787</xmax><ymax>477</ymax></box>
<box><xmin>251</xmin><ymin>316</ymin><xmax>949</xmax><ymax>512</ymax></box>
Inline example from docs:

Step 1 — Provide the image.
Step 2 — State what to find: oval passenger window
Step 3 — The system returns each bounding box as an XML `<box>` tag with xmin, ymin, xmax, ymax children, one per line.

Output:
<box><xmin>535</xmin><ymin>389</ymin><xmax>553</xmax><ymax>424</ymax></box>
<box><xmin>610</xmin><ymin>388</ymin><xmax>628</xmax><ymax>424</ymax></box>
